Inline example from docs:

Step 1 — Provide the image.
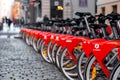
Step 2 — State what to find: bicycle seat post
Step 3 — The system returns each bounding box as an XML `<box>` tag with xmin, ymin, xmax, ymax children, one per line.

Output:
<box><xmin>97</xmin><ymin>14</ymin><xmax>108</xmax><ymax>39</ymax></box>
<box><xmin>84</xmin><ymin>16</ymin><xmax>91</xmax><ymax>33</ymax></box>
<box><xmin>87</xmin><ymin>15</ymin><xmax>98</xmax><ymax>38</ymax></box>
<box><xmin>107</xmin><ymin>12</ymin><xmax>120</xmax><ymax>39</ymax></box>
<box><xmin>110</xmin><ymin>21</ymin><xmax>119</xmax><ymax>39</ymax></box>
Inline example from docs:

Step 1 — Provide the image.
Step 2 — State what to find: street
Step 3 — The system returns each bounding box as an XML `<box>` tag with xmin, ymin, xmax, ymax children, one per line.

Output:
<box><xmin>0</xmin><ymin>38</ymin><xmax>67</xmax><ymax>80</ymax></box>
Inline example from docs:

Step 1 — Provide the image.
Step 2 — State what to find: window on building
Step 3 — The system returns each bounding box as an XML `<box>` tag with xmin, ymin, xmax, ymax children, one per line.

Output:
<box><xmin>112</xmin><ymin>5</ymin><xmax>117</xmax><ymax>13</ymax></box>
<box><xmin>50</xmin><ymin>0</ymin><xmax>63</xmax><ymax>19</ymax></box>
<box><xmin>101</xmin><ymin>7</ymin><xmax>105</xmax><ymax>15</ymax></box>
<box><xmin>79</xmin><ymin>0</ymin><xmax>88</xmax><ymax>7</ymax></box>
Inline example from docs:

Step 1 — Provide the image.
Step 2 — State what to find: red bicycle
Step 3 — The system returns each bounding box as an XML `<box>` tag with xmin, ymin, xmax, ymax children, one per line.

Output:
<box><xmin>84</xmin><ymin>12</ymin><xmax>120</xmax><ymax>80</ymax></box>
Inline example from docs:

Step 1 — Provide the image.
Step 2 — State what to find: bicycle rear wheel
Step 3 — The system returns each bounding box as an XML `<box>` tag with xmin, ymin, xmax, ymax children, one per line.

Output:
<box><xmin>55</xmin><ymin>46</ymin><xmax>62</xmax><ymax>68</ymax></box>
<box><xmin>47</xmin><ymin>42</ymin><xmax>54</xmax><ymax>63</ymax></box>
<box><xmin>32</xmin><ymin>37</ymin><xmax>38</xmax><ymax>52</ymax></box>
<box><xmin>41</xmin><ymin>41</ymin><xmax>51</xmax><ymax>63</ymax></box>
<box><xmin>26</xmin><ymin>35</ymin><xmax>31</xmax><ymax>46</ymax></box>
<box><xmin>77</xmin><ymin>52</ymin><xmax>88</xmax><ymax>80</ymax></box>
<box><xmin>36</xmin><ymin>39</ymin><xmax>42</xmax><ymax>52</ymax></box>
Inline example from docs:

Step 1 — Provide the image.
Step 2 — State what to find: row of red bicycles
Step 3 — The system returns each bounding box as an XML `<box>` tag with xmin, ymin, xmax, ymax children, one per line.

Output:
<box><xmin>21</xmin><ymin>12</ymin><xmax>120</xmax><ymax>80</ymax></box>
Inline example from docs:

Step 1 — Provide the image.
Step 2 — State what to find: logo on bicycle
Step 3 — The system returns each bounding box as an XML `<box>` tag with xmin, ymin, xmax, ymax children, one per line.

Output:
<box><xmin>93</xmin><ymin>44</ymin><xmax>101</xmax><ymax>51</ymax></box>
<box><xmin>94</xmin><ymin>44</ymin><xmax>99</xmax><ymax>49</ymax></box>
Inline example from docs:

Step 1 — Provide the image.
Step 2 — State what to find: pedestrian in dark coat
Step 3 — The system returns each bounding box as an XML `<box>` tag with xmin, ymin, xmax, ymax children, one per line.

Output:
<box><xmin>7</xmin><ymin>19</ymin><xmax>12</xmax><ymax>28</ymax></box>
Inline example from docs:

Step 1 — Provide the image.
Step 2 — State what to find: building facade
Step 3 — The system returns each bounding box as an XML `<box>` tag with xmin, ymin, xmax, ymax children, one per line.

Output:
<box><xmin>72</xmin><ymin>0</ymin><xmax>97</xmax><ymax>18</ymax></box>
<box><xmin>28</xmin><ymin>0</ymin><xmax>72</xmax><ymax>22</ymax></box>
<box><xmin>0</xmin><ymin>0</ymin><xmax>2</xmax><ymax>22</ymax></box>
<box><xmin>41</xmin><ymin>0</ymin><xmax>72</xmax><ymax>20</ymax></box>
<box><xmin>19</xmin><ymin>0</ymin><xmax>29</xmax><ymax>24</ymax></box>
<box><xmin>97</xmin><ymin>0</ymin><xmax>120</xmax><ymax>15</ymax></box>
<box><xmin>63</xmin><ymin>0</ymin><xmax>72</xmax><ymax>19</ymax></box>
<box><xmin>41</xmin><ymin>0</ymin><xmax>96</xmax><ymax>19</ymax></box>
<box><xmin>27</xmin><ymin>0</ymin><xmax>97</xmax><ymax>23</ymax></box>
<box><xmin>0</xmin><ymin>0</ymin><xmax>14</xmax><ymax>22</ymax></box>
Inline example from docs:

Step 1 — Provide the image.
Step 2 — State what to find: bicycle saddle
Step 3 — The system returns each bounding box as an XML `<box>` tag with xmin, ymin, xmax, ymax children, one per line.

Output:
<box><xmin>75</xmin><ymin>12</ymin><xmax>91</xmax><ymax>17</ymax></box>
<box><xmin>107</xmin><ymin>12</ymin><xmax>120</xmax><ymax>20</ymax></box>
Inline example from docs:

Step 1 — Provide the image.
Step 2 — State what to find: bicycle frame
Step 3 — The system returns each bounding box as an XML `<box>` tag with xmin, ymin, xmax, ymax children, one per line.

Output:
<box><xmin>91</xmin><ymin>40</ymin><xmax>120</xmax><ymax>78</ymax></box>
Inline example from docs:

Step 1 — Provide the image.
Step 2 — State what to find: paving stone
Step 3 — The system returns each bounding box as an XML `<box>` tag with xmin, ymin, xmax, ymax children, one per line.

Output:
<box><xmin>0</xmin><ymin>38</ymin><xmax>67</xmax><ymax>80</ymax></box>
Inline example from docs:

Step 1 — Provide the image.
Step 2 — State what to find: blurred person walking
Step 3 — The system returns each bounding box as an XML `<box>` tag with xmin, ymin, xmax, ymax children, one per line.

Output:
<box><xmin>7</xmin><ymin>18</ymin><xmax>12</xmax><ymax>29</ymax></box>
<box><xmin>2</xmin><ymin>17</ymin><xmax>9</xmax><ymax>32</ymax></box>
<box><xmin>20</xmin><ymin>17</ymin><xmax>24</xmax><ymax>28</ymax></box>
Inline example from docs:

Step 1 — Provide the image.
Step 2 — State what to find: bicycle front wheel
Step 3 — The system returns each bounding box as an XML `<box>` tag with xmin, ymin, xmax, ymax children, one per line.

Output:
<box><xmin>110</xmin><ymin>62</ymin><xmax>120</xmax><ymax>80</ymax></box>
<box><xmin>59</xmin><ymin>48</ymin><xmax>78</xmax><ymax>80</ymax></box>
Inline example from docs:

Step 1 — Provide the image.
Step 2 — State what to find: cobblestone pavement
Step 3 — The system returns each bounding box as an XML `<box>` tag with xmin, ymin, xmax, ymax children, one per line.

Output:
<box><xmin>0</xmin><ymin>38</ymin><xmax>67</xmax><ymax>80</ymax></box>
